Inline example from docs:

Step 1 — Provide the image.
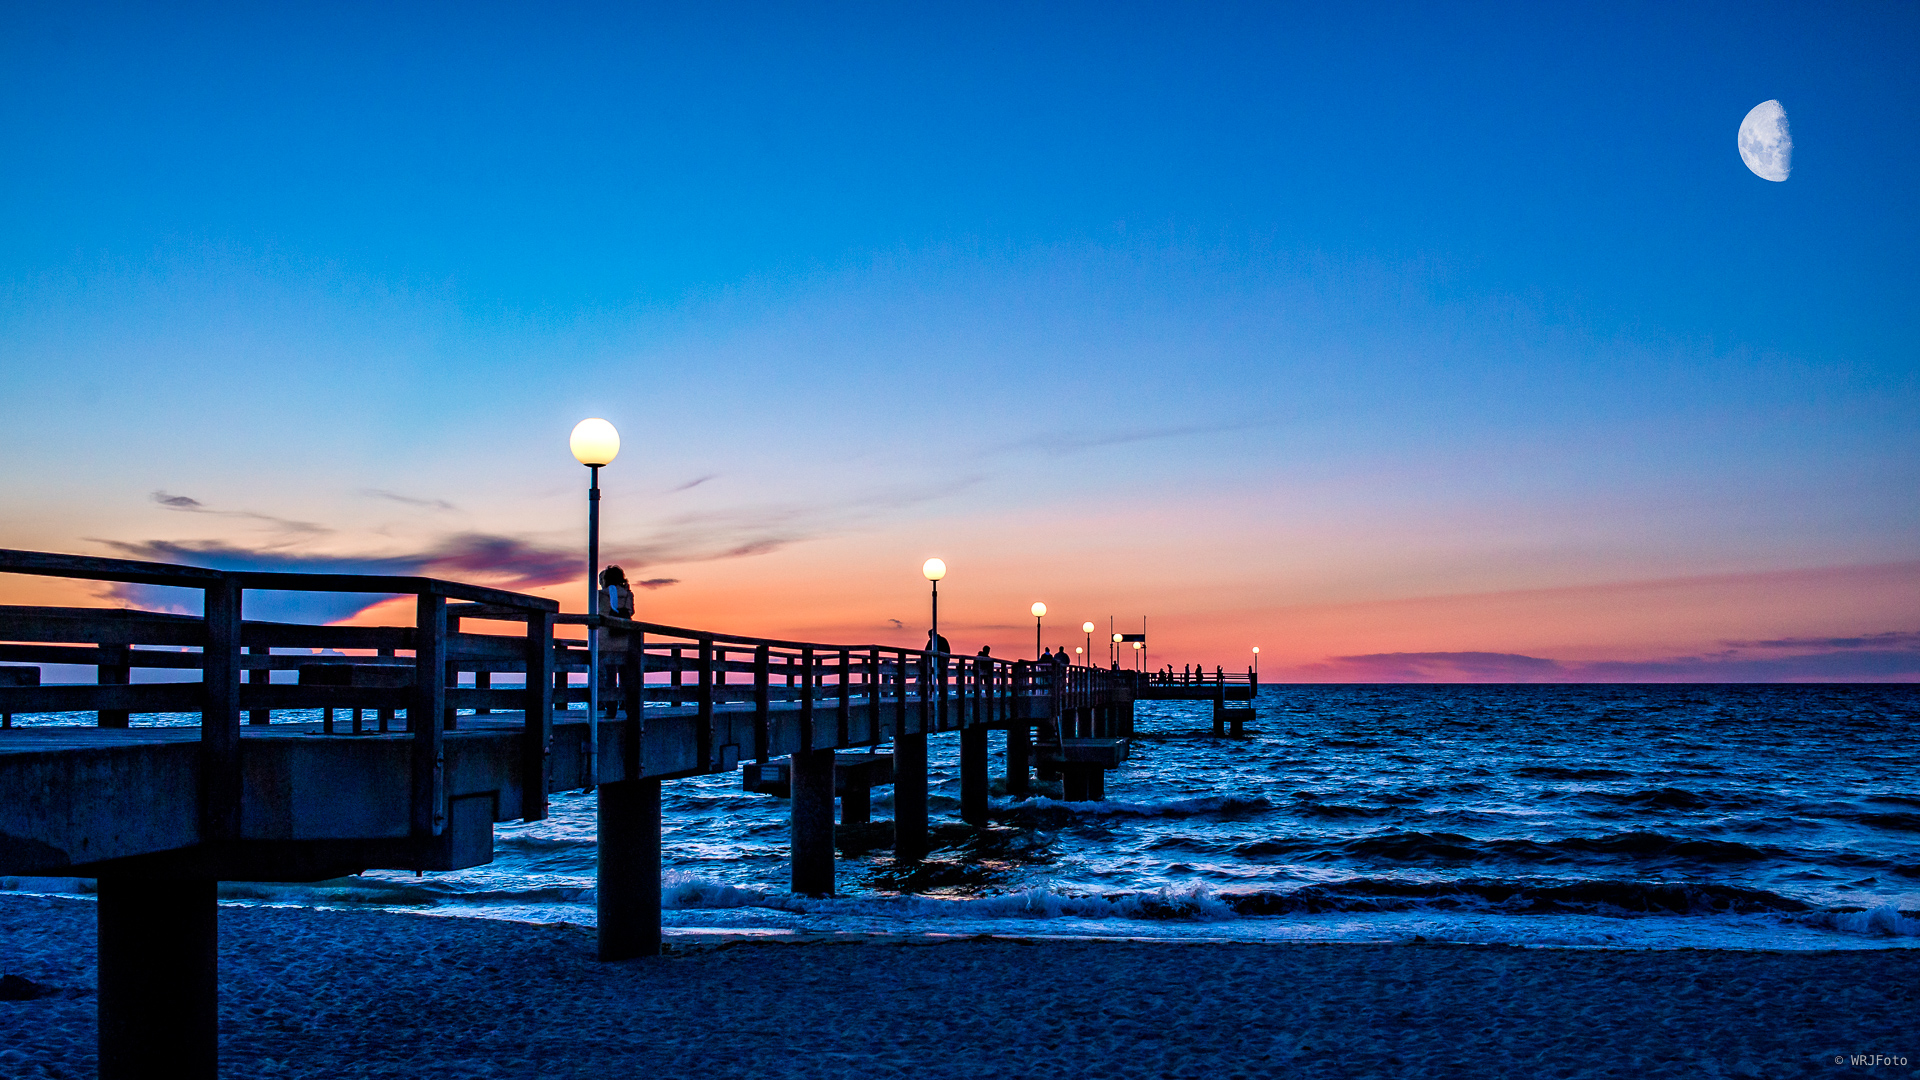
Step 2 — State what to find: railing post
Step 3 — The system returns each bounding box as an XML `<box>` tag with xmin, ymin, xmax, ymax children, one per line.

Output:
<box><xmin>247</xmin><ymin>645</ymin><xmax>270</xmax><ymax>725</ymax></box>
<box><xmin>868</xmin><ymin>646</ymin><xmax>883</xmax><ymax>744</ymax></box>
<box><xmin>522</xmin><ymin>608</ymin><xmax>552</xmax><ymax>822</ymax></box>
<box><xmin>753</xmin><ymin>644</ymin><xmax>771</xmax><ymax>761</ymax></box>
<box><xmin>837</xmin><ymin>648</ymin><xmax>851</xmax><ymax>745</ymax></box>
<box><xmin>697</xmin><ymin>637</ymin><xmax>715</xmax><ymax>772</ymax></box>
<box><xmin>378</xmin><ymin>645</ymin><xmax>395</xmax><ymax>731</ymax></box>
<box><xmin>98</xmin><ymin>642</ymin><xmax>130</xmax><ymax>728</ymax></box>
<box><xmin>622</xmin><ymin>629</ymin><xmax>644</xmax><ymax>780</ymax></box>
<box><xmin>201</xmin><ymin>578</ymin><xmax>242</xmax><ymax>841</ymax></box>
<box><xmin>799</xmin><ymin>645</ymin><xmax>816</xmax><ymax>752</ymax></box>
<box><xmin>412</xmin><ymin>592</ymin><xmax>448</xmax><ymax>838</ymax></box>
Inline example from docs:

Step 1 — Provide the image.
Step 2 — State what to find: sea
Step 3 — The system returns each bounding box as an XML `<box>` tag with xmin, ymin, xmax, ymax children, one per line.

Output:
<box><xmin>11</xmin><ymin>685</ymin><xmax>1920</xmax><ymax>948</ymax></box>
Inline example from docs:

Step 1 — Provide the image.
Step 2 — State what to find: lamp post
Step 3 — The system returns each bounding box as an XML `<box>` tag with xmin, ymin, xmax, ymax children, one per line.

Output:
<box><xmin>1252</xmin><ymin>646</ymin><xmax>1260</xmax><ymax>681</ymax></box>
<box><xmin>571</xmin><ymin>418</ymin><xmax>620</xmax><ymax>790</ymax></box>
<box><xmin>923</xmin><ymin>559</ymin><xmax>945</xmax><ymax>651</ymax></box>
<box><xmin>1132</xmin><ymin>640</ymin><xmax>1144</xmax><ymax>672</ymax></box>
<box><xmin>1031</xmin><ymin>602</ymin><xmax>1046</xmax><ymax>659</ymax></box>
<box><xmin>1082</xmin><ymin>622</ymin><xmax>1094</xmax><ymax>667</ymax></box>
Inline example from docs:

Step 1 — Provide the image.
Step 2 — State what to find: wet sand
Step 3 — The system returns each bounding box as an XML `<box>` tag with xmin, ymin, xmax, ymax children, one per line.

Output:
<box><xmin>1</xmin><ymin>893</ymin><xmax>1914</xmax><ymax>1079</ymax></box>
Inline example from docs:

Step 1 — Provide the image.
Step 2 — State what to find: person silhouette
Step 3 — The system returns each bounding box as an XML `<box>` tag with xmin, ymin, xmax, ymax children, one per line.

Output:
<box><xmin>600</xmin><ymin>565</ymin><xmax>635</xmax><ymax>619</ymax></box>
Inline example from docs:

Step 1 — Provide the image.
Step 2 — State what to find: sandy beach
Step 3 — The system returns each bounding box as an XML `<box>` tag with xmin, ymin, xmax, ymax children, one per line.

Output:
<box><xmin>1</xmin><ymin>894</ymin><xmax>1915</xmax><ymax>1079</ymax></box>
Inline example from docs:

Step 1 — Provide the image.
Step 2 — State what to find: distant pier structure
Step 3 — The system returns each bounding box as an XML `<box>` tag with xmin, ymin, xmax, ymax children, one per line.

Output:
<box><xmin>0</xmin><ymin>549</ymin><xmax>1146</xmax><ymax>1078</ymax></box>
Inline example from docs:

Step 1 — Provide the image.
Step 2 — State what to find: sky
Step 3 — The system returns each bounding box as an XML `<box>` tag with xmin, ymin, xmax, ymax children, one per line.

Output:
<box><xmin>2</xmin><ymin>1</ymin><xmax>1916</xmax><ymax>680</ymax></box>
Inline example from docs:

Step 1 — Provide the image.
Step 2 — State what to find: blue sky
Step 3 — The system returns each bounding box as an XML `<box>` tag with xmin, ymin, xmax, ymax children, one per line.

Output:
<box><xmin>2</xmin><ymin>2</ymin><xmax>1916</xmax><ymax>676</ymax></box>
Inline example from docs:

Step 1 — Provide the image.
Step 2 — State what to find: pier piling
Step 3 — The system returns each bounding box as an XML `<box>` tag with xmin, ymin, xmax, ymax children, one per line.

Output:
<box><xmin>597</xmin><ymin>778</ymin><xmax>662</xmax><ymax>960</ymax></box>
<box><xmin>960</xmin><ymin>724</ymin><xmax>988</xmax><ymax>825</ymax></box>
<box><xmin>893</xmin><ymin>732</ymin><xmax>928</xmax><ymax>860</ymax></box>
<box><xmin>97</xmin><ymin>875</ymin><xmax>216</xmax><ymax>1080</ymax></box>
<box><xmin>1006</xmin><ymin>727</ymin><xmax>1030</xmax><ymax>795</ymax></box>
<box><xmin>790</xmin><ymin>745</ymin><xmax>837</xmax><ymax>895</ymax></box>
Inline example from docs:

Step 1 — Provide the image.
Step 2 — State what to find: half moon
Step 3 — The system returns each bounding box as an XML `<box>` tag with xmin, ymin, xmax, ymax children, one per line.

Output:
<box><xmin>1738</xmin><ymin>100</ymin><xmax>1791</xmax><ymax>182</ymax></box>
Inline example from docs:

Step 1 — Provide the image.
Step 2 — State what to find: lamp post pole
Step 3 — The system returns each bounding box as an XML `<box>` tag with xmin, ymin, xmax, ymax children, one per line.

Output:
<box><xmin>1030</xmin><ymin>602</ymin><xmax>1046</xmax><ymax>660</ymax></box>
<box><xmin>587</xmin><ymin>463</ymin><xmax>600</xmax><ymax>790</ymax></box>
<box><xmin>570</xmin><ymin>417</ymin><xmax>621</xmax><ymax>791</ymax></box>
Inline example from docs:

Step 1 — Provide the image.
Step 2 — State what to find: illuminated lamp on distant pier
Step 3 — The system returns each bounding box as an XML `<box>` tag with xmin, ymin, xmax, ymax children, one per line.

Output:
<box><xmin>922</xmin><ymin>559</ymin><xmax>946</xmax><ymax>654</ymax></box>
<box><xmin>1031</xmin><ymin>601</ymin><xmax>1047</xmax><ymax>660</ymax></box>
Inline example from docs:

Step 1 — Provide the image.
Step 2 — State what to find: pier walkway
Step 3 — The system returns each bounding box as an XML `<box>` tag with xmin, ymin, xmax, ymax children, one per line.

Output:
<box><xmin>0</xmin><ymin>549</ymin><xmax>1140</xmax><ymax>1078</ymax></box>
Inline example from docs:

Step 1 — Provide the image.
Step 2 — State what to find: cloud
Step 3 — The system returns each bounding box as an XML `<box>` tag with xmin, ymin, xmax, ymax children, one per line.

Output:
<box><xmin>670</xmin><ymin>474</ymin><xmax>718</xmax><ymax>493</ymax></box>
<box><xmin>888</xmin><ymin>618</ymin><xmax>904</xmax><ymax>629</ymax></box>
<box><xmin>148</xmin><ymin>491</ymin><xmax>330</xmax><ymax>537</ymax></box>
<box><xmin>361</xmin><ymin>489</ymin><xmax>458</xmax><ymax>511</ymax></box>
<box><xmin>637</xmin><ymin>578</ymin><xmax>678</xmax><ymax>590</ymax></box>
<box><xmin>1297</xmin><ymin>632</ymin><xmax>1920</xmax><ymax>683</ymax></box>
<box><xmin>96</xmin><ymin>533</ymin><xmax>583</xmax><ymax>623</ymax></box>
<box><xmin>1306</xmin><ymin>651</ymin><xmax>1568</xmax><ymax>682</ymax></box>
<box><xmin>1722</xmin><ymin>631</ymin><xmax>1920</xmax><ymax>651</ymax></box>
<box><xmin>990</xmin><ymin>419</ymin><xmax>1267</xmax><ymax>458</ymax></box>
<box><xmin>608</xmin><ymin>474</ymin><xmax>983</xmax><ymax>569</ymax></box>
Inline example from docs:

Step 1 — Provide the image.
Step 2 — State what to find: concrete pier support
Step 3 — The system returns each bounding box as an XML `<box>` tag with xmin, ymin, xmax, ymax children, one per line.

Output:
<box><xmin>597</xmin><ymin>778</ymin><xmax>662</xmax><ymax>960</ymax></box>
<box><xmin>97</xmin><ymin>875</ymin><xmax>216</xmax><ymax>1080</ymax></box>
<box><xmin>1006</xmin><ymin>726</ymin><xmax>1030</xmax><ymax>796</ymax></box>
<box><xmin>893</xmin><ymin>732</ymin><xmax>928</xmax><ymax>861</ymax></box>
<box><xmin>960</xmin><ymin>724</ymin><xmax>988</xmax><ymax>826</ymax></box>
<box><xmin>790</xmin><ymin>745</ymin><xmax>836</xmax><ymax>896</ymax></box>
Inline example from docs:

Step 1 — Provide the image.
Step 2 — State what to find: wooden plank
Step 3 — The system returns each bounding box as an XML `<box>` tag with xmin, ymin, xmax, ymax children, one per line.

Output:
<box><xmin>411</xmin><ymin>594</ymin><xmax>447</xmax><ymax>837</ymax></box>
<box><xmin>0</xmin><ymin>548</ymin><xmax>225</xmax><ymax>586</ymax></box>
<box><xmin>0</xmin><ymin>610</ymin><xmax>207</xmax><ymax>647</ymax></box>
<box><xmin>201</xmin><ymin>580</ymin><xmax>243</xmax><ymax>841</ymax></box>
<box><xmin>242</xmin><ymin>622</ymin><xmax>413</xmax><ymax>651</ymax></box>
<box><xmin>229</xmin><ymin>571</ymin><xmax>557</xmax><ymax>612</ymax></box>
<box><xmin>0</xmin><ymin>682</ymin><xmax>204</xmax><ymax>713</ymax></box>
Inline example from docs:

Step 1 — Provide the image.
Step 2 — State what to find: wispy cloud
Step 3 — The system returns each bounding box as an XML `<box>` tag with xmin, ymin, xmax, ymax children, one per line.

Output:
<box><xmin>608</xmin><ymin>474</ymin><xmax>983</xmax><ymax>568</ymax></box>
<box><xmin>637</xmin><ymin>578</ymin><xmax>678</xmax><ymax>590</ymax></box>
<box><xmin>149</xmin><ymin>490</ymin><xmax>331</xmax><ymax>537</ymax></box>
<box><xmin>989</xmin><ymin>419</ymin><xmax>1269</xmax><ymax>458</ymax></box>
<box><xmin>361</xmin><ymin>489</ymin><xmax>458</xmax><ymax>512</ymax></box>
<box><xmin>1722</xmin><ymin>631</ymin><xmax>1920</xmax><ymax>651</ymax></box>
<box><xmin>670</xmin><ymin>474</ymin><xmax>718</xmax><ymax>493</ymax></box>
<box><xmin>1299</xmin><ymin>631</ymin><xmax>1920</xmax><ymax>683</ymax></box>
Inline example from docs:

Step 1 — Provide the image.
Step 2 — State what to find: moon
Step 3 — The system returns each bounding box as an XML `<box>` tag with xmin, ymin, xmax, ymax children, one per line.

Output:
<box><xmin>1738</xmin><ymin>100</ymin><xmax>1791</xmax><ymax>182</ymax></box>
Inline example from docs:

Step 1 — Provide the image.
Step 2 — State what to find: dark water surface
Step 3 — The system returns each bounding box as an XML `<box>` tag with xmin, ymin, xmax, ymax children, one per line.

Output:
<box><xmin>16</xmin><ymin>685</ymin><xmax>1920</xmax><ymax>947</ymax></box>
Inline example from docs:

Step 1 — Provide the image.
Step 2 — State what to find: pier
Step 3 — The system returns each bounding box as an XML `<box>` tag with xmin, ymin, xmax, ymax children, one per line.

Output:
<box><xmin>1140</xmin><ymin>668</ymin><xmax>1259</xmax><ymax>736</ymax></box>
<box><xmin>0</xmin><ymin>549</ymin><xmax>1145</xmax><ymax>1077</ymax></box>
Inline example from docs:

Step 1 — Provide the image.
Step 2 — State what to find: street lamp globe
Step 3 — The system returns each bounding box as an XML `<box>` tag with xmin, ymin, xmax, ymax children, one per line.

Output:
<box><xmin>922</xmin><ymin>558</ymin><xmax>946</xmax><ymax>581</ymax></box>
<box><xmin>1082</xmin><ymin>622</ymin><xmax>1095</xmax><ymax>633</ymax></box>
<box><xmin>569</xmin><ymin>418</ymin><xmax>620</xmax><ymax>467</ymax></box>
<box><xmin>1031</xmin><ymin>601</ymin><xmax>1047</xmax><ymax>618</ymax></box>
<box><xmin>1113</xmin><ymin>634</ymin><xmax>1123</xmax><ymax>643</ymax></box>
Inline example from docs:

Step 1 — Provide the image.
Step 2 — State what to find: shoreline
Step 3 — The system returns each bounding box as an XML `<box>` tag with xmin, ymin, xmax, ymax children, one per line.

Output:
<box><xmin>5</xmin><ymin>894</ymin><xmax>1918</xmax><ymax>1078</ymax></box>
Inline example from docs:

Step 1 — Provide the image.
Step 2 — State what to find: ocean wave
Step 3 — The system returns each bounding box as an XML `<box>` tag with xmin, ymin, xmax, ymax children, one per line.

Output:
<box><xmin>991</xmin><ymin>794</ymin><xmax>1278</xmax><ymax>821</ymax></box>
<box><xmin>1230</xmin><ymin>829</ymin><xmax>1820</xmax><ymax>867</ymax></box>
<box><xmin>1515</xmin><ymin>766</ymin><xmax>1633</xmax><ymax>780</ymax></box>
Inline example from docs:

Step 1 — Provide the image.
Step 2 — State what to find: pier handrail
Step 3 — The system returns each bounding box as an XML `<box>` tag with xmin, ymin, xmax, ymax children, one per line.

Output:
<box><xmin>0</xmin><ymin>549</ymin><xmax>558</xmax><ymax>838</ymax></box>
